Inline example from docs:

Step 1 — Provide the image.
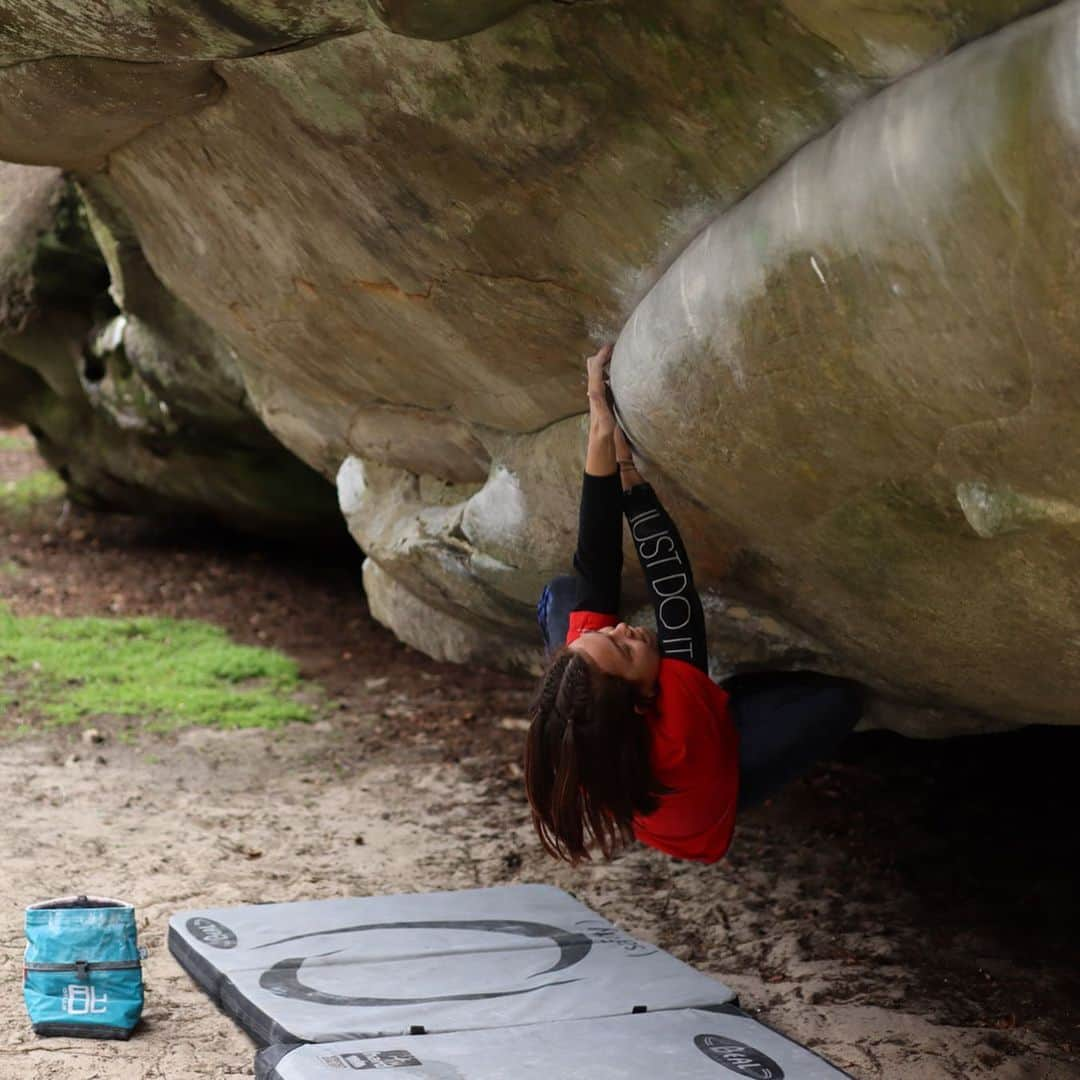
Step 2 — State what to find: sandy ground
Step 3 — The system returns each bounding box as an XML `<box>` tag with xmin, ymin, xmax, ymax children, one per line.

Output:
<box><xmin>0</xmin><ymin>427</ymin><xmax>1076</xmax><ymax>1079</ymax></box>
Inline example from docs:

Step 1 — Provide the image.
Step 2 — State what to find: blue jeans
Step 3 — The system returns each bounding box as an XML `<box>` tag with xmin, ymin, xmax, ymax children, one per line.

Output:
<box><xmin>536</xmin><ymin>575</ymin><xmax>862</xmax><ymax>811</ymax></box>
<box><xmin>536</xmin><ymin>574</ymin><xmax>578</xmax><ymax>658</ymax></box>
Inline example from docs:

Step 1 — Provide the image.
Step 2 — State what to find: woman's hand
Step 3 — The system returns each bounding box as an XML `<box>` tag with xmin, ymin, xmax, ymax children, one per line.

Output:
<box><xmin>585</xmin><ymin>344</ymin><xmax>616</xmax><ymax>438</ymax></box>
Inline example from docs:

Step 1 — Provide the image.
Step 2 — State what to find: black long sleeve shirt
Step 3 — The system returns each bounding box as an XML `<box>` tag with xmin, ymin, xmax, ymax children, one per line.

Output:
<box><xmin>572</xmin><ymin>472</ymin><xmax>708</xmax><ymax>673</ymax></box>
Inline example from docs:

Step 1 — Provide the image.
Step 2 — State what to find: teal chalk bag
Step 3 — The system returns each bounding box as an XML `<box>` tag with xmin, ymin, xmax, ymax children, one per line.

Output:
<box><xmin>24</xmin><ymin>895</ymin><xmax>145</xmax><ymax>1039</ymax></box>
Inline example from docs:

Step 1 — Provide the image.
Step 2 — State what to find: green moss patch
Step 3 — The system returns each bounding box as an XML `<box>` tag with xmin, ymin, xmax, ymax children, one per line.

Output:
<box><xmin>0</xmin><ymin>470</ymin><xmax>66</xmax><ymax>514</ymax></box>
<box><xmin>0</xmin><ymin>606</ymin><xmax>312</xmax><ymax>733</ymax></box>
<box><xmin>0</xmin><ymin>433</ymin><xmax>32</xmax><ymax>451</ymax></box>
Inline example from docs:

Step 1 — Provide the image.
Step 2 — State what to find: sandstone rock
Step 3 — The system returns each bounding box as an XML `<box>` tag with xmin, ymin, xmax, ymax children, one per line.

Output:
<box><xmin>370</xmin><ymin>0</ymin><xmax>533</xmax><ymax>40</ymax></box>
<box><xmin>0</xmin><ymin>3</ymin><xmax>370</xmax><ymax>64</ymax></box>
<box><xmin>0</xmin><ymin>164</ymin><xmax>340</xmax><ymax>534</ymax></box>
<box><xmin>0</xmin><ymin>166</ymin><xmax>80</xmax><ymax>336</ymax></box>
<box><xmin>0</xmin><ymin>58</ymin><xmax>223</xmax><ymax>169</ymax></box>
<box><xmin>362</xmin><ymin>557</ymin><xmax>541</xmax><ymax>671</ymax></box>
<box><xmin>0</xmin><ymin>1</ymin><xmax>1073</xmax><ymax>732</ymax></box>
<box><xmin>614</xmin><ymin>3</ymin><xmax>1080</xmax><ymax>724</ymax></box>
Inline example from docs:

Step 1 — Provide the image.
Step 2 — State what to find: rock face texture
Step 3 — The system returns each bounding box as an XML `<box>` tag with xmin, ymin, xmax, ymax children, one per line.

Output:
<box><xmin>615</xmin><ymin>5</ymin><xmax>1080</xmax><ymax>726</ymax></box>
<box><xmin>0</xmin><ymin>1</ymin><xmax>1076</xmax><ymax>731</ymax></box>
<box><xmin>0</xmin><ymin>165</ymin><xmax>340</xmax><ymax>534</ymax></box>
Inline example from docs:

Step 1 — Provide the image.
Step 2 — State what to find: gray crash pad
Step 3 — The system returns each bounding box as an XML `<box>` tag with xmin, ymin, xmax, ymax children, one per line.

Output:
<box><xmin>169</xmin><ymin>885</ymin><xmax>736</xmax><ymax>1046</ymax></box>
<box><xmin>256</xmin><ymin>1005</ymin><xmax>851</xmax><ymax>1079</ymax></box>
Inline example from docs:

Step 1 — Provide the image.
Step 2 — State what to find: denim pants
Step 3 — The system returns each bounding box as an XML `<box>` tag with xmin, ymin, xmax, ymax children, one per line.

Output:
<box><xmin>536</xmin><ymin>575</ymin><xmax>862</xmax><ymax>811</ymax></box>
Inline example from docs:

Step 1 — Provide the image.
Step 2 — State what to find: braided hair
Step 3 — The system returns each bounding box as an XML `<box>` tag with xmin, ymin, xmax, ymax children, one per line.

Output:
<box><xmin>524</xmin><ymin>646</ymin><xmax>662</xmax><ymax>863</ymax></box>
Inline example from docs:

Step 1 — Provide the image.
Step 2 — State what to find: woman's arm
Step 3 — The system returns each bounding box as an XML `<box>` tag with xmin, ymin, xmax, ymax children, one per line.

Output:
<box><xmin>584</xmin><ymin>344</ymin><xmax>617</xmax><ymax>477</ymax></box>
<box><xmin>573</xmin><ymin>345</ymin><xmax>622</xmax><ymax>615</ymax></box>
<box><xmin>615</xmin><ymin>426</ymin><xmax>709</xmax><ymax>673</ymax></box>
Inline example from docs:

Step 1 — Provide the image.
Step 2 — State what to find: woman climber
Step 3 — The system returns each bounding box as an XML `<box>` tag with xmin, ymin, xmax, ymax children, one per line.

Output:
<box><xmin>525</xmin><ymin>344</ymin><xmax>864</xmax><ymax>865</ymax></box>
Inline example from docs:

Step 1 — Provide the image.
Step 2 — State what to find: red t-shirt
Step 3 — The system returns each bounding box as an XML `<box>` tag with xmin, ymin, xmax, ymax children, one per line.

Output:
<box><xmin>567</xmin><ymin>611</ymin><xmax>740</xmax><ymax>863</ymax></box>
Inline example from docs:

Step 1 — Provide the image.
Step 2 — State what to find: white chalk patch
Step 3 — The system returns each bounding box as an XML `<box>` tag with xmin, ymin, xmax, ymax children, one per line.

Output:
<box><xmin>791</xmin><ymin>157</ymin><xmax>803</xmax><ymax>232</ymax></box>
<box><xmin>335</xmin><ymin>455</ymin><xmax>368</xmax><ymax>516</ymax></box>
<box><xmin>809</xmin><ymin>255</ymin><xmax>828</xmax><ymax>287</ymax></box>
<box><xmin>98</xmin><ymin>314</ymin><xmax>128</xmax><ymax>352</ymax></box>
<box><xmin>462</xmin><ymin>465</ymin><xmax>526</xmax><ymax>548</ymax></box>
<box><xmin>1050</xmin><ymin>7</ymin><xmax>1080</xmax><ymax>135</ymax></box>
<box><xmin>678</xmin><ymin>259</ymin><xmax>700</xmax><ymax>340</ymax></box>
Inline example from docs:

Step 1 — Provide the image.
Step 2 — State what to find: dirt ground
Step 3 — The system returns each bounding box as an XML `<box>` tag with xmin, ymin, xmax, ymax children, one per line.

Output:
<box><xmin>0</xmin><ymin>426</ymin><xmax>1076</xmax><ymax>1080</ymax></box>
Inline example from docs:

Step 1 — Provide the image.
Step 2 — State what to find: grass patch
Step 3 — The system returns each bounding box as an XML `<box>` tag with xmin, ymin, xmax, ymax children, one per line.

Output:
<box><xmin>0</xmin><ymin>432</ymin><xmax>31</xmax><ymax>452</ymax></box>
<box><xmin>0</xmin><ymin>605</ymin><xmax>312</xmax><ymax>732</ymax></box>
<box><xmin>0</xmin><ymin>470</ymin><xmax>65</xmax><ymax>513</ymax></box>
<box><xmin>0</xmin><ymin>560</ymin><xmax>20</xmax><ymax>577</ymax></box>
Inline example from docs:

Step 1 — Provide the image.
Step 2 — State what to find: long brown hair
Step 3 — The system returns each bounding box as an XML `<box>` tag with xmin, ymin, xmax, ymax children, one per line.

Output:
<box><xmin>523</xmin><ymin>647</ymin><xmax>662</xmax><ymax>864</ymax></box>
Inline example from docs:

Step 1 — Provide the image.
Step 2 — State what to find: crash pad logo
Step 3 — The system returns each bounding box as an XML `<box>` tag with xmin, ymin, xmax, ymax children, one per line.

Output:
<box><xmin>694</xmin><ymin>1034</ymin><xmax>784</xmax><ymax>1079</ymax></box>
<box><xmin>256</xmin><ymin>918</ymin><xmax>591</xmax><ymax>1006</ymax></box>
<box><xmin>319</xmin><ymin>1049</ymin><xmax>422</xmax><ymax>1070</ymax></box>
<box><xmin>186</xmin><ymin>917</ymin><xmax>238</xmax><ymax>950</ymax></box>
<box><xmin>574</xmin><ymin>919</ymin><xmax>658</xmax><ymax>958</ymax></box>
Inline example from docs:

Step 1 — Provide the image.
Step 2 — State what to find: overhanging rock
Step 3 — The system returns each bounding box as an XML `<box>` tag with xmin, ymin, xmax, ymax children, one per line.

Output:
<box><xmin>0</xmin><ymin>1</ymin><xmax>1075</xmax><ymax>731</ymax></box>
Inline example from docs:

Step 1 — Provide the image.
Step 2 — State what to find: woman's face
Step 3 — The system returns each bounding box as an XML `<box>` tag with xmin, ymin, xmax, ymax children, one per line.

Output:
<box><xmin>567</xmin><ymin>623</ymin><xmax>661</xmax><ymax>697</ymax></box>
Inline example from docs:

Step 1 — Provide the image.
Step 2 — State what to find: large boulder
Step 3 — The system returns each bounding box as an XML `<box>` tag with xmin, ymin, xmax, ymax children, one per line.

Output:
<box><xmin>614</xmin><ymin>6</ymin><xmax>1080</xmax><ymax>725</ymax></box>
<box><xmin>0</xmin><ymin>164</ymin><xmax>340</xmax><ymax>534</ymax></box>
<box><xmin>0</xmin><ymin>0</ymin><xmax>1075</xmax><ymax>731</ymax></box>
